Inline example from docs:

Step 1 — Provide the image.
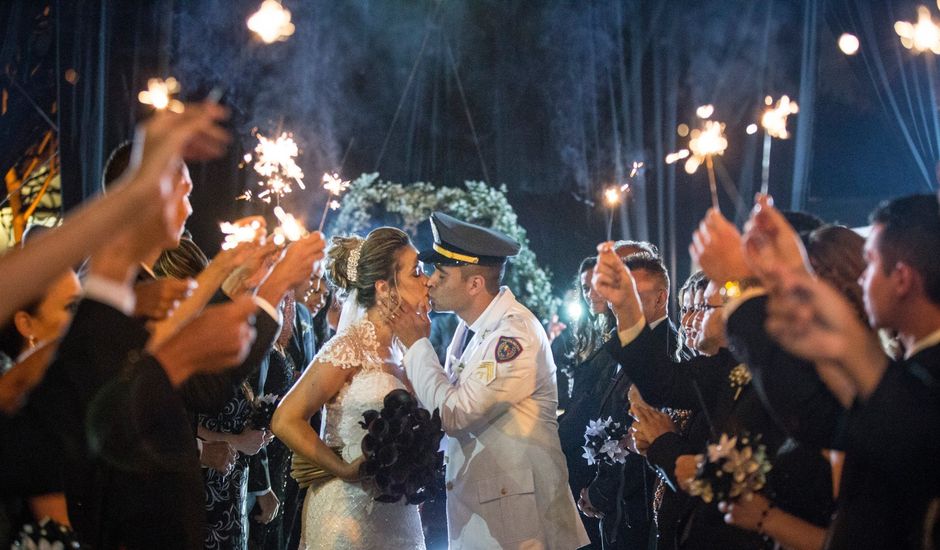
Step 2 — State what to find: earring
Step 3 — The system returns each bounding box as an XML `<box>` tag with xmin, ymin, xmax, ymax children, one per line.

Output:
<box><xmin>26</xmin><ymin>335</ymin><xmax>37</xmax><ymax>349</ymax></box>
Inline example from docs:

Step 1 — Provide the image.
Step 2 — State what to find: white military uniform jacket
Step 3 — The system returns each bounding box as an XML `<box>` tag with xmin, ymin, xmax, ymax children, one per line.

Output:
<box><xmin>404</xmin><ymin>288</ymin><xmax>590</xmax><ymax>550</ymax></box>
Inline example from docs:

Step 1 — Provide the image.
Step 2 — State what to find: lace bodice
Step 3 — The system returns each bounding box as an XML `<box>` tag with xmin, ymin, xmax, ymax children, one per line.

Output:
<box><xmin>316</xmin><ymin>319</ymin><xmax>406</xmax><ymax>460</ymax></box>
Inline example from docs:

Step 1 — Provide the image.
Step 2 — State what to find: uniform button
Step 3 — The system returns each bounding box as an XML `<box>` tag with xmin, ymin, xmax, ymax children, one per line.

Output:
<box><xmin>500</xmin><ymin>488</ymin><xmax>507</xmax><ymax>496</ymax></box>
<box><xmin>446</xmin><ymin>482</ymin><xmax>454</xmax><ymax>491</ymax></box>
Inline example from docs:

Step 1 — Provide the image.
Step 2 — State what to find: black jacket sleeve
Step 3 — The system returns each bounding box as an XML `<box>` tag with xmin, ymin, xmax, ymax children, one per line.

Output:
<box><xmin>179</xmin><ymin>307</ymin><xmax>280</xmax><ymax>416</ymax></box>
<box><xmin>604</xmin><ymin>325</ymin><xmax>729</xmax><ymax>412</ymax></box>
<box><xmin>725</xmin><ymin>295</ymin><xmax>845</xmax><ymax>448</ymax></box>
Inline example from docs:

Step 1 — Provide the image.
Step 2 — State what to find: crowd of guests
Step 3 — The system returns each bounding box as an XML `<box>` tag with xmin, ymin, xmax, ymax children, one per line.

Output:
<box><xmin>554</xmin><ymin>191</ymin><xmax>940</xmax><ymax>550</ymax></box>
<box><xmin>0</xmin><ymin>103</ymin><xmax>340</xmax><ymax>549</ymax></box>
<box><xmin>0</xmin><ymin>98</ymin><xmax>938</xmax><ymax>550</ymax></box>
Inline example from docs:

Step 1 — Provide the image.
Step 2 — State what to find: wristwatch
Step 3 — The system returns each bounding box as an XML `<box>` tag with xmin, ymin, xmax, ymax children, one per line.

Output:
<box><xmin>720</xmin><ymin>277</ymin><xmax>763</xmax><ymax>299</ymax></box>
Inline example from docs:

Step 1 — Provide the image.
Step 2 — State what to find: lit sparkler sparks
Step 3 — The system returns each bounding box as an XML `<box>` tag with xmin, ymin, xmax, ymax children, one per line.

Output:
<box><xmin>665</xmin><ymin>149</ymin><xmax>690</xmax><ymax>164</ymax></box>
<box><xmin>272</xmin><ymin>206</ymin><xmax>307</xmax><ymax>246</ymax></box>
<box><xmin>695</xmin><ymin>104</ymin><xmax>715</xmax><ymax>119</ymax></box>
<box><xmin>252</xmin><ymin>132</ymin><xmax>305</xmax><ymax>201</ymax></box>
<box><xmin>601</xmin><ymin>161</ymin><xmax>643</xmax><ymax>241</ymax></box>
<box><xmin>685</xmin><ymin>120</ymin><xmax>728</xmax><ymax>212</ymax></box>
<box><xmin>220</xmin><ymin>219</ymin><xmax>264</xmax><ymax>250</ymax></box>
<box><xmin>761</xmin><ymin>95</ymin><xmax>799</xmax><ymax>139</ymax></box>
<box><xmin>247</xmin><ymin>0</ymin><xmax>296</xmax><ymax>44</ymax></box>
<box><xmin>138</xmin><ymin>77</ymin><xmax>184</xmax><ymax>113</ymax></box>
<box><xmin>759</xmin><ymin>95</ymin><xmax>800</xmax><ymax>194</ymax></box>
<box><xmin>895</xmin><ymin>6</ymin><xmax>940</xmax><ymax>54</ymax></box>
<box><xmin>317</xmin><ymin>172</ymin><xmax>351</xmax><ymax>232</ymax></box>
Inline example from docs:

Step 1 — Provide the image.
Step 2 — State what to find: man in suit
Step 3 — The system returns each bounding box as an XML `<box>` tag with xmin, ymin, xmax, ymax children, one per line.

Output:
<box><xmin>393</xmin><ymin>212</ymin><xmax>590</xmax><ymax>549</ymax></box>
<box><xmin>578</xmin><ymin>253</ymin><xmax>677</xmax><ymax>549</ymax></box>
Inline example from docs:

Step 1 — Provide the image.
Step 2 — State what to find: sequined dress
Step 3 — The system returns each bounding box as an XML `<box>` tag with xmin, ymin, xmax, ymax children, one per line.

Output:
<box><xmin>302</xmin><ymin>319</ymin><xmax>425</xmax><ymax>549</ymax></box>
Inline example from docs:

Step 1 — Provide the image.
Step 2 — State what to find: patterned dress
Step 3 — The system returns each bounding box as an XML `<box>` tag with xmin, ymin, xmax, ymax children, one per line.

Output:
<box><xmin>200</xmin><ymin>392</ymin><xmax>253</xmax><ymax>549</ymax></box>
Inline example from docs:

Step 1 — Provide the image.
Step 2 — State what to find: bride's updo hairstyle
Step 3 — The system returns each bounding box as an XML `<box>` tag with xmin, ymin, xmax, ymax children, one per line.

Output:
<box><xmin>326</xmin><ymin>227</ymin><xmax>410</xmax><ymax>308</ymax></box>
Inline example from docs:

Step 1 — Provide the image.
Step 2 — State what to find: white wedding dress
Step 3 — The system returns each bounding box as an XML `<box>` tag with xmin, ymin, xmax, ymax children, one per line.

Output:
<box><xmin>302</xmin><ymin>318</ymin><xmax>426</xmax><ymax>549</ymax></box>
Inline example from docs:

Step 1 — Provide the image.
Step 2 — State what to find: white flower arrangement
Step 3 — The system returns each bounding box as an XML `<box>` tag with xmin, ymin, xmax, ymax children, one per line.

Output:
<box><xmin>581</xmin><ymin>416</ymin><xmax>631</xmax><ymax>466</ymax></box>
<box><xmin>687</xmin><ymin>432</ymin><xmax>772</xmax><ymax>504</ymax></box>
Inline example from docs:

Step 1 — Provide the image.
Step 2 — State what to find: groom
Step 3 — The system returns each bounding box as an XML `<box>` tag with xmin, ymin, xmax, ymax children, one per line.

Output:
<box><xmin>392</xmin><ymin>212</ymin><xmax>589</xmax><ymax>549</ymax></box>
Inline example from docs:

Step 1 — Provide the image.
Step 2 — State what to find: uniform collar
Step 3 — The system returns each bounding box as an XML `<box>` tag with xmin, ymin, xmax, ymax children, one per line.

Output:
<box><xmin>468</xmin><ymin>287</ymin><xmax>515</xmax><ymax>336</ymax></box>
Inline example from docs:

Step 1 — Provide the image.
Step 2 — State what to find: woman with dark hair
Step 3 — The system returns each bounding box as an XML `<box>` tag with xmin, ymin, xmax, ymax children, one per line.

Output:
<box><xmin>0</xmin><ymin>263</ymin><xmax>80</xmax><ymax>545</ymax></box>
<box><xmin>272</xmin><ymin>227</ymin><xmax>430</xmax><ymax>549</ymax></box>
<box><xmin>555</xmin><ymin>255</ymin><xmax>620</xmax><ymax>548</ymax></box>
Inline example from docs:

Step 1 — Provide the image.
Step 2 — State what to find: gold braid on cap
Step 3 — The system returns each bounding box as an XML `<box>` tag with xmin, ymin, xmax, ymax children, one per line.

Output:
<box><xmin>347</xmin><ymin>240</ymin><xmax>363</xmax><ymax>283</ymax></box>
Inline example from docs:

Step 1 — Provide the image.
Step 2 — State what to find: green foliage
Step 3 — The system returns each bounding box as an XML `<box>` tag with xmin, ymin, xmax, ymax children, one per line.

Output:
<box><xmin>330</xmin><ymin>173</ymin><xmax>560</xmax><ymax>321</ymax></box>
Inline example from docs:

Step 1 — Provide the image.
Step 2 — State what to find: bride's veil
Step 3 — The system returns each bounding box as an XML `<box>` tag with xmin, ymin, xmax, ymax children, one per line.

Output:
<box><xmin>336</xmin><ymin>288</ymin><xmax>368</xmax><ymax>334</ymax></box>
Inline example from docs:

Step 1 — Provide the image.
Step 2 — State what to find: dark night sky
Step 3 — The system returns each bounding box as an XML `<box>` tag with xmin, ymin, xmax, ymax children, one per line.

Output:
<box><xmin>2</xmin><ymin>0</ymin><xmax>938</xmax><ymax>298</ymax></box>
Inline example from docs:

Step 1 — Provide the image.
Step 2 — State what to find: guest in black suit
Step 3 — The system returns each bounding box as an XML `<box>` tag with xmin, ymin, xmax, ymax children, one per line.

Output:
<box><xmin>579</xmin><ymin>254</ymin><xmax>677</xmax><ymax>550</ymax></box>
<box><xmin>593</xmin><ymin>243</ymin><xmax>834</xmax><ymax>549</ymax></box>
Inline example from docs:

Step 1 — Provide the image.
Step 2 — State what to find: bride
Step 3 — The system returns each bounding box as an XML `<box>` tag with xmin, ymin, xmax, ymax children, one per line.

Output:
<box><xmin>272</xmin><ymin>227</ymin><xmax>429</xmax><ymax>549</ymax></box>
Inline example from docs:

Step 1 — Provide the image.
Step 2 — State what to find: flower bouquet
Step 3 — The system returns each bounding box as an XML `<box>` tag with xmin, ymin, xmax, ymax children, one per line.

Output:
<box><xmin>247</xmin><ymin>393</ymin><xmax>280</xmax><ymax>430</ymax></box>
<box><xmin>358</xmin><ymin>389</ymin><xmax>446</xmax><ymax>504</ymax></box>
<box><xmin>687</xmin><ymin>433</ymin><xmax>772</xmax><ymax>503</ymax></box>
<box><xmin>581</xmin><ymin>416</ymin><xmax>631</xmax><ymax>466</ymax></box>
<box><xmin>14</xmin><ymin>517</ymin><xmax>83</xmax><ymax>549</ymax></box>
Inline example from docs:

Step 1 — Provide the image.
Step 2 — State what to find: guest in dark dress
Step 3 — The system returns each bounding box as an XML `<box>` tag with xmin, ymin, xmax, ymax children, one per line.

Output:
<box><xmin>556</xmin><ymin>256</ymin><xmax>616</xmax><ymax>547</ymax></box>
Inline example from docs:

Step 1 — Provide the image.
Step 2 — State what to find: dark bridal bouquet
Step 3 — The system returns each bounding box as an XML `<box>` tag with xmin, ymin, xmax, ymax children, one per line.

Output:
<box><xmin>358</xmin><ymin>389</ymin><xmax>445</xmax><ymax>504</ymax></box>
<box><xmin>581</xmin><ymin>416</ymin><xmax>631</xmax><ymax>466</ymax></box>
<box><xmin>247</xmin><ymin>393</ymin><xmax>280</xmax><ymax>430</ymax></box>
<box><xmin>687</xmin><ymin>433</ymin><xmax>772</xmax><ymax>504</ymax></box>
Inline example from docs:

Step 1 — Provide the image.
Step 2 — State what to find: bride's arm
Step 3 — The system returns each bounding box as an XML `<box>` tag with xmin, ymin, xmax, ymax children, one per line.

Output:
<box><xmin>272</xmin><ymin>360</ymin><xmax>361</xmax><ymax>480</ymax></box>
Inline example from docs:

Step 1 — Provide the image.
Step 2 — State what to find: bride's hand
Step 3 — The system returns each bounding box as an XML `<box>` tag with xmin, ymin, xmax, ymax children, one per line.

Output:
<box><xmin>337</xmin><ymin>456</ymin><xmax>366</xmax><ymax>482</ymax></box>
<box><xmin>390</xmin><ymin>299</ymin><xmax>431</xmax><ymax>349</ymax></box>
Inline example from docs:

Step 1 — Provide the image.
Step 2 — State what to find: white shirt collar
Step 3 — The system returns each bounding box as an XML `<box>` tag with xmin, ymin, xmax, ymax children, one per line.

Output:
<box><xmin>648</xmin><ymin>314</ymin><xmax>668</xmax><ymax>330</ymax></box>
<box><xmin>906</xmin><ymin>326</ymin><xmax>940</xmax><ymax>359</ymax></box>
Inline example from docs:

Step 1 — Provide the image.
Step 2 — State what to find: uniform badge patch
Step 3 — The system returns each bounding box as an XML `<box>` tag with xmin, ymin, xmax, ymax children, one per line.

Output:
<box><xmin>495</xmin><ymin>336</ymin><xmax>523</xmax><ymax>363</ymax></box>
<box><xmin>472</xmin><ymin>361</ymin><xmax>497</xmax><ymax>385</ymax></box>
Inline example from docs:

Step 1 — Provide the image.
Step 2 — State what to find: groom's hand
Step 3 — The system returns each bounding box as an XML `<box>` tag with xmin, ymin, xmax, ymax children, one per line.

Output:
<box><xmin>391</xmin><ymin>299</ymin><xmax>431</xmax><ymax>349</ymax></box>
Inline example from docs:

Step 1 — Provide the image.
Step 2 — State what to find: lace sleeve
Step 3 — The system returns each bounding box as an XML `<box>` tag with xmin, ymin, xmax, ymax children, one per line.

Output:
<box><xmin>314</xmin><ymin>320</ymin><xmax>383</xmax><ymax>371</ymax></box>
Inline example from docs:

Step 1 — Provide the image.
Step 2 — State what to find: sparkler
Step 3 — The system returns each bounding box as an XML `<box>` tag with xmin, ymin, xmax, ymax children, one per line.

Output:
<box><xmin>895</xmin><ymin>6</ymin><xmax>940</xmax><ymax>54</ymax></box>
<box><xmin>601</xmin><ymin>161</ymin><xmax>643</xmax><ymax>241</ymax></box>
<box><xmin>317</xmin><ymin>172</ymin><xmax>350</xmax><ymax>232</ymax></box>
<box><xmin>759</xmin><ymin>95</ymin><xmax>799</xmax><ymax>195</ymax></box>
<box><xmin>896</xmin><ymin>6</ymin><xmax>940</xmax><ymax>168</ymax></box>
<box><xmin>138</xmin><ymin>77</ymin><xmax>184</xmax><ymax>113</ymax></box>
<box><xmin>220</xmin><ymin>219</ymin><xmax>264</xmax><ymax>250</ymax></box>
<box><xmin>685</xmin><ymin>120</ymin><xmax>728</xmax><ymax>212</ymax></box>
<box><xmin>604</xmin><ymin>187</ymin><xmax>621</xmax><ymax>242</ymax></box>
<box><xmin>272</xmin><ymin>206</ymin><xmax>307</xmax><ymax>246</ymax></box>
<box><xmin>247</xmin><ymin>0</ymin><xmax>296</xmax><ymax>44</ymax></box>
<box><xmin>252</xmin><ymin>132</ymin><xmax>305</xmax><ymax>202</ymax></box>
<box><xmin>665</xmin><ymin>149</ymin><xmax>690</xmax><ymax>165</ymax></box>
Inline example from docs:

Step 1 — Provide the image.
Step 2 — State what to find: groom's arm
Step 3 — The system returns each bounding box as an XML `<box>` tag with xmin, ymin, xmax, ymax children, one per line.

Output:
<box><xmin>404</xmin><ymin>316</ymin><xmax>538</xmax><ymax>435</ymax></box>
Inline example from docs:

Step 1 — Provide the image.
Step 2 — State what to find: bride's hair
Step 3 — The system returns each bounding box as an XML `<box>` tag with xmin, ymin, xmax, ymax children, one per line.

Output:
<box><xmin>326</xmin><ymin>227</ymin><xmax>410</xmax><ymax>309</ymax></box>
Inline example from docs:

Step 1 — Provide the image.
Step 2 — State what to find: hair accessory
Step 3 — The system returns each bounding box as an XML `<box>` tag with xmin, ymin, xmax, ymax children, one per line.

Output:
<box><xmin>347</xmin><ymin>240</ymin><xmax>364</xmax><ymax>283</ymax></box>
